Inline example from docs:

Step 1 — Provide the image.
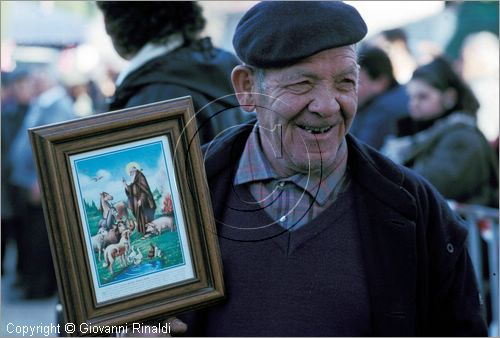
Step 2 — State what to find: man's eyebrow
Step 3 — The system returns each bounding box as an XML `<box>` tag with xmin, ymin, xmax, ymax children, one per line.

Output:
<box><xmin>278</xmin><ymin>69</ymin><xmax>326</xmax><ymax>83</ymax></box>
<box><xmin>278</xmin><ymin>71</ymin><xmax>317</xmax><ymax>82</ymax></box>
<box><xmin>278</xmin><ymin>63</ymin><xmax>359</xmax><ymax>82</ymax></box>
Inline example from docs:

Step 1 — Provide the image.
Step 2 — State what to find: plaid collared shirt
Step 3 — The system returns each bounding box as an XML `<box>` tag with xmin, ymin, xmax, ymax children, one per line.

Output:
<box><xmin>234</xmin><ymin>126</ymin><xmax>350</xmax><ymax>230</ymax></box>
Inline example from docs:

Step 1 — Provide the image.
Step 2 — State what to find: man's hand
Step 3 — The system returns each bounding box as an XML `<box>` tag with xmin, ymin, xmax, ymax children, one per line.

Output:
<box><xmin>119</xmin><ymin>317</ymin><xmax>188</xmax><ymax>337</ymax></box>
<box><xmin>167</xmin><ymin>318</ymin><xmax>188</xmax><ymax>335</ymax></box>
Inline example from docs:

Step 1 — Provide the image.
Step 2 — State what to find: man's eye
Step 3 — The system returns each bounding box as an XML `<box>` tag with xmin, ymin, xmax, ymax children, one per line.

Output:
<box><xmin>286</xmin><ymin>82</ymin><xmax>312</xmax><ymax>93</ymax></box>
<box><xmin>338</xmin><ymin>78</ymin><xmax>356</xmax><ymax>90</ymax></box>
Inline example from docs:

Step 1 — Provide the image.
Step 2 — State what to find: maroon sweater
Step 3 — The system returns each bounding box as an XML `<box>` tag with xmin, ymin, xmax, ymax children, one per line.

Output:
<box><xmin>184</xmin><ymin>182</ymin><xmax>372</xmax><ymax>336</ymax></box>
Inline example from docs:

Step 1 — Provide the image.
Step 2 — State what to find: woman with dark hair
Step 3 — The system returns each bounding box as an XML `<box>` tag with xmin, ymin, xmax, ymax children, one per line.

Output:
<box><xmin>97</xmin><ymin>1</ymin><xmax>250</xmax><ymax>145</ymax></box>
<box><xmin>381</xmin><ymin>56</ymin><xmax>498</xmax><ymax>207</ymax></box>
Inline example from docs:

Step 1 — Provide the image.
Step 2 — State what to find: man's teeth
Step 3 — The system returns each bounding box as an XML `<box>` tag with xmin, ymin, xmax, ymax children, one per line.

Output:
<box><xmin>299</xmin><ymin>125</ymin><xmax>333</xmax><ymax>134</ymax></box>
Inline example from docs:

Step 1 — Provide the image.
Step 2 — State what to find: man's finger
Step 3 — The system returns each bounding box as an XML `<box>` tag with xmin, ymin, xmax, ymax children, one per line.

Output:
<box><xmin>164</xmin><ymin>317</ymin><xmax>188</xmax><ymax>334</ymax></box>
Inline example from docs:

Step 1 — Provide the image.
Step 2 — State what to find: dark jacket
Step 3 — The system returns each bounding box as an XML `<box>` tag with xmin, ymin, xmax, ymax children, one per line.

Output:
<box><xmin>108</xmin><ymin>38</ymin><xmax>252</xmax><ymax>145</ymax></box>
<box><xmin>201</xmin><ymin>122</ymin><xmax>487</xmax><ymax>336</ymax></box>
<box><xmin>349</xmin><ymin>84</ymin><xmax>409</xmax><ymax>150</ymax></box>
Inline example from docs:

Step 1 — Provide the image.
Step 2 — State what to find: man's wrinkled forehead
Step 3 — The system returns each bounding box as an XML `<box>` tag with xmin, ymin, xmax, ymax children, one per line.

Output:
<box><xmin>233</xmin><ymin>1</ymin><xmax>367</xmax><ymax>69</ymax></box>
<box><xmin>266</xmin><ymin>46</ymin><xmax>359</xmax><ymax>80</ymax></box>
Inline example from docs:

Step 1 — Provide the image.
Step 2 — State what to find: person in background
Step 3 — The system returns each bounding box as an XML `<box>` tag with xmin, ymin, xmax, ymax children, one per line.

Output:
<box><xmin>62</xmin><ymin>72</ymin><xmax>95</xmax><ymax>117</ymax></box>
<box><xmin>97</xmin><ymin>1</ymin><xmax>252</xmax><ymax>145</ymax></box>
<box><xmin>492</xmin><ymin>136</ymin><xmax>499</xmax><ymax>161</ymax></box>
<box><xmin>381</xmin><ymin>56</ymin><xmax>498</xmax><ymax>208</ymax></box>
<box><xmin>445</xmin><ymin>1</ymin><xmax>499</xmax><ymax>67</ymax></box>
<box><xmin>349</xmin><ymin>45</ymin><xmax>409</xmax><ymax>149</ymax></box>
<box><xmin>8</xmin><ymin>65</ymin><xmax>78</xmax><ymax>298</ymax></box>
<box><xmin>1</xmin><ymin>68</ymin><xmax>35</xmax><ymax>281</ymax></box>
<box><xmin>370</xmin><ymin>28</ymin><xmax>417</xmax><ymax>84</ymax></box>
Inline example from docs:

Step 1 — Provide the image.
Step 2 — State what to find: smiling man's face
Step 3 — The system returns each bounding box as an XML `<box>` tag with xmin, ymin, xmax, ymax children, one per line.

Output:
<box><xmin>251</xmin><ymin>45</ymin><xmax>359</xmax><ymax>176</ymax></box>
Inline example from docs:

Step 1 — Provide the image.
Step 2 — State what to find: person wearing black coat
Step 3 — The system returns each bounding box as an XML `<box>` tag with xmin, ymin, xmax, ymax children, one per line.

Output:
<box><xmin>122</xmin><ymin>2</ymin><xmax>488</xmax><ymax>336</ymax></box>
<box><xmin>177</xmin><ymin>2</ymin><xmax>486</xmax><ymax>336</ymax></box>
<box><xmin>189</xmin><ymin>121</ymin><xmax>487</xmax><ymax>336</ymax></box>
<box><xmin>97</xmin><ymin>2</ymin><xmax>251</xmax><ymax>145</ymax></box>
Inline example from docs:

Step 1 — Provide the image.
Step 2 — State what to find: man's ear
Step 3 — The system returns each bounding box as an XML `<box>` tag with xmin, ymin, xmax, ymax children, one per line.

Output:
<box><xmin>231</xmin><ymin>65</ymin><xmax>257</xmax><ymax>112</ymax></box>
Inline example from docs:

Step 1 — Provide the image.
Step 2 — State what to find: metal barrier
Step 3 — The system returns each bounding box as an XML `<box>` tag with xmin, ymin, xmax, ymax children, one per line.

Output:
<box><xmin>448</xmin><ymin>201</ymin><xmax>499</xmax><ymax>337</ymax></box>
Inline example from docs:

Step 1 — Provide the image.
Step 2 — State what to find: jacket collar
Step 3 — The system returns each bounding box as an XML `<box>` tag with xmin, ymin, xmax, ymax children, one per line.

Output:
<box><xmin>346</xmin><ymin>133</ymin><xmax>417</xmax><ymax>220</ymax></box>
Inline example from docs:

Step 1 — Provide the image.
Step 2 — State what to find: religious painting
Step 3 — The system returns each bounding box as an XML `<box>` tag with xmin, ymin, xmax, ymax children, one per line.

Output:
<box><xmin>70</xmin><ymin>135</ymin><xmax>194</xmax><ymax>304</ymax></box>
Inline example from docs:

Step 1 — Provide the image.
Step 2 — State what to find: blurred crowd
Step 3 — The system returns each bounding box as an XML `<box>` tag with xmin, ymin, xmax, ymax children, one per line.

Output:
<box><xmin>1</xmin><ymin>64</ymin><xmax>97</xmax><ymax>298</ymax></box>
<box><xmin>353</xmin><ymin>28</ymin><xmax>499</xmax><ymax>208</ymax></box>
<box><xmin>0</xmin><ymin>1</ymin><xmax>498</xmax><ymax>325</ymax></box>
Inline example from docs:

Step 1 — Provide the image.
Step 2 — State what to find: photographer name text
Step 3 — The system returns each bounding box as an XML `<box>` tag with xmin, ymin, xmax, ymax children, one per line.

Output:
<box><xmin>6</xmin><ymin>321</ymin><xmax>171</xmax><ymax>336</ymax></box>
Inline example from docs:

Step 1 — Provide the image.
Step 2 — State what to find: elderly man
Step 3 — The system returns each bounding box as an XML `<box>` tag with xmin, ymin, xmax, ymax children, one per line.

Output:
<box><xmin>165</xmin><ymin>2</ymin><xmax>486</xmax><ymax>336</ymax></box>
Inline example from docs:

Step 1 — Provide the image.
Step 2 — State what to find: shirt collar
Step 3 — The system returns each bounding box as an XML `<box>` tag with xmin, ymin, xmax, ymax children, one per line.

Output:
<box><xmin>292</xmin><ymin>149</ymin><xmax>348</xmax><ymax>205</ymax></box>
<box><xmin>115</xmin><ymin>33</ymin><xmax>184</xmax><ymax>87</ymax></box>
<box><xmin>234</xmin><ymin>125</ymin><xmax>277</xmax><ymax>185</ymax></box>
<box><xmin>235</xmin><ymin>125</ymin><xmax>348</xmax><ymax>206</ymax></box>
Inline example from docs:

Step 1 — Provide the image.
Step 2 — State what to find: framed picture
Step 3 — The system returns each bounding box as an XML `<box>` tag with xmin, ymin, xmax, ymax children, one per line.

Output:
<box><xmin>29</xmin><ymin>97</ymin><xmax>224</xmax><ymax>336</ymax></box>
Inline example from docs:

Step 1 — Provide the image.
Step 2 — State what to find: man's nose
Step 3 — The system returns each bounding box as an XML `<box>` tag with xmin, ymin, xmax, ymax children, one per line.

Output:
<box><xmin>307</xmin><ymin>87</ymin><xmax>340</xmax><ymax>118</ymax></box>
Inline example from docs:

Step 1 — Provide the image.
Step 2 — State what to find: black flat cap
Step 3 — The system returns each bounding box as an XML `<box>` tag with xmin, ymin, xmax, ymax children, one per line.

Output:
<box><xmin>233</xmin><ymin>1</ymin><xmax>367</xmax><ymax>68</ymax></box>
